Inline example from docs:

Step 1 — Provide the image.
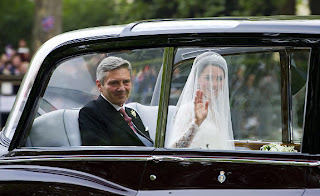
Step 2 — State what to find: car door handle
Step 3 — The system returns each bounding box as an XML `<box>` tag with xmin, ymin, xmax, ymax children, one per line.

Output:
<box><xmin>150</xmin><ymin>156</ymin><xmax>184</xmax><ymax>162</ymax></box>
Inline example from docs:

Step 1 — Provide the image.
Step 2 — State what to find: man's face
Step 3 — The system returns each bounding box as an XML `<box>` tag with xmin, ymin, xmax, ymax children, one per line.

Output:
<box><xmin>97</xmin><ymin>68</ymin><xmax>132</xmax><ymax>106</ymax></box>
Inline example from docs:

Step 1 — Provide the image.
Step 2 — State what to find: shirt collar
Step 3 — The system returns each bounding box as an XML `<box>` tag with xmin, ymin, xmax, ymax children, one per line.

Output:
<box><xmin>100</xmin><ymin>94</ymin><xmax>125</xmax><ymax>111</ymax></box>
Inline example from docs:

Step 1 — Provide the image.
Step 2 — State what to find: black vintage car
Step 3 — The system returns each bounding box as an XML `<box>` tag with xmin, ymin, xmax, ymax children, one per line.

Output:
<box><xmin>0</xmin><ymin>16</ymin><xmax>320</xmax><ymax>195</ymax></box>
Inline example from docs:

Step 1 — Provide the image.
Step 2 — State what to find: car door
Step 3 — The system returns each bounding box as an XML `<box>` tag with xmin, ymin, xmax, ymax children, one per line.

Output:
<box><xmin>138</xmin><ymin>46</ymin><xmax>320</xmax><ymax>195</ymax></box>
<box><xmin>0</xmin><ymin>148</ymin><xmax>152</xmax><ymax>195</ymax></box>
<box><xmin>0</xmin><ymin>45</ymin><xmax>165</xmax><ymax>195</ymax></box>
<box><xmin>140</xmin><ymin>150</ymin><xmax>311</xmax><ymax>195</ymax></box>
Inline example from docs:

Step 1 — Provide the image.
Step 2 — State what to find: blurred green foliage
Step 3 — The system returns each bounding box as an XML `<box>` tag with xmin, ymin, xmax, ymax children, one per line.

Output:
<box><xmin>0</xmin><ymin>0</ymin><xmax>34</xmax><ymax>53</ymax></box>
<box><xmin>62</xmin><ymin>0</ymin><xmax>118</xmax><ymax>32</ymax></box>
<box><xmin>0</xmin><ymin>0</ymin><xmax>305</xmax><ymax>54</ymax></box>
<box><xmin>61</xmin><ymin>0</ymin><xmax>298</xmax><ymax>33</ymax></box>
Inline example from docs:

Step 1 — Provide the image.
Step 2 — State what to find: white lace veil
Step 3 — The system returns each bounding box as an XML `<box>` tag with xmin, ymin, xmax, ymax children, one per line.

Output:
<box><xmin>167</xmin><ymin>52</ymin><xmax>235</xmax><ymax>150</ymax></box>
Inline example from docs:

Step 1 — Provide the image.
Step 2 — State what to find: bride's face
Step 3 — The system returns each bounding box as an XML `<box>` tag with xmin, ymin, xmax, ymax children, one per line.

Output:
<box><xmin>198</xmin><ymin>65</ymin><xmax>225</xmax><ymax>98</ymax></box>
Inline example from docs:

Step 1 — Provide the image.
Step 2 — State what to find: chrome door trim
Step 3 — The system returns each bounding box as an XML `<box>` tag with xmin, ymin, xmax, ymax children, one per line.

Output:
<box><xmin>150</xmin><ymin>155</ymin><xmax>320</xmax><ymax>167</ymax></box>
<box><xmin>0</xmin><ymin>155</ymin><xmax>152</xmax><ymax>164</ymax></box>
<box><xmin>2</xmin><ymin>154</ymin><xmax>317</xmax><ymax>167</ymax></box>
<box><xmin>137</xmin><ymin>189</ymin><xmax>308</xmax><ymax>196</ymax></box>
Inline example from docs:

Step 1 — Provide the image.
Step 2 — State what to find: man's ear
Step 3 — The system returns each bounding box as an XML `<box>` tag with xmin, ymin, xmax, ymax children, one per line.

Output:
<box><xmin>96</xmin><ymin>80</ymin><xmax>103</xmax><ymax>92</ymax></box>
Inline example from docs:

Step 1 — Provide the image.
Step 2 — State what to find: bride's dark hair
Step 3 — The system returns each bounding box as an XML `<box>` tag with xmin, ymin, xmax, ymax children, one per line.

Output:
<box><xmin>194</xmin><ymin>51</ymin><xmax>227</xmax><ymax>77</ymax></box>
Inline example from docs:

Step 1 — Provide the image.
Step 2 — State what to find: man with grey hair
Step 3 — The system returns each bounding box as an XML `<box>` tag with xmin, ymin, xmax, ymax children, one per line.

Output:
<box><xmin>79</xmin><ymin>56</ymin><xmax>153</xmax><ymax>146</ymax></box>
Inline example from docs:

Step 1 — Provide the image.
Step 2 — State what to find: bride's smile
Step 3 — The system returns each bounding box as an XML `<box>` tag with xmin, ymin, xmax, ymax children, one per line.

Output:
<box><xmin>198</xmin><ymin>65</ymin><xmax>225</xmax><ymax>98</ymax></box>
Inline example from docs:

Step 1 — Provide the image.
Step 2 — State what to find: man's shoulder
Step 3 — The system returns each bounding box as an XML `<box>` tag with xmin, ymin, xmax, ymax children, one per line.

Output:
<box><xmin>80</xmin><ymin>96</ymin><xmax>114</xmax><ymax>115</ymax></box>
<box><xmin>81</xmin><ymin>96</ymin><xmax>105</xmax><ymax>109</ymax></box>
<box><xmin>80</xmin><ymin>99</ymin><xmax>97</xmax><ymax>111</ymax></box>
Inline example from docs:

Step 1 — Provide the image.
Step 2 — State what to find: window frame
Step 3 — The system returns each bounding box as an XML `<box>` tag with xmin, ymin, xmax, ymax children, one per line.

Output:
<box><xmin>8</xmin><ymin>33</ymin><xmax>319</xmax><ymax>155</ymax></box>
<box><xmin>166</xmin><ymin>47</ymin><xmax>310</xmax><ymax>151</ymax></box>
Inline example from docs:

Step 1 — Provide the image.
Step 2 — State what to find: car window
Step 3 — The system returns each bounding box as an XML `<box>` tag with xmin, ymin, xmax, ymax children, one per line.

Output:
<box><xmin>166</xmin><ymin>47</ymin><xmax>310</xmax><ymax>152</ymax></box>
<box><xmin>23</xmin><ymin>48</ymin><xmax>164</xmax><ymax>147</ymax></box>
<box><xmin>291</xmin><ymin>50</ymin><xmax>309</xmax><ymax>143</ymax></box>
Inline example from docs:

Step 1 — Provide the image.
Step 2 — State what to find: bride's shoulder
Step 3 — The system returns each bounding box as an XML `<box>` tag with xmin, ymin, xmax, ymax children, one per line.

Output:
<box><xmin>176</xmin><ymin>103</ymin><xmax>193</xmax><ymax>114</ymax></box>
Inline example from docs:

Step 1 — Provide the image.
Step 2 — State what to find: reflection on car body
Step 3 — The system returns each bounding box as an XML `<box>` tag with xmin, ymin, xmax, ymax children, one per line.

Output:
<box><xmin>0</xmin><ymin>17</ymin><xmax>320</xmax><ymax>195</ymax></box>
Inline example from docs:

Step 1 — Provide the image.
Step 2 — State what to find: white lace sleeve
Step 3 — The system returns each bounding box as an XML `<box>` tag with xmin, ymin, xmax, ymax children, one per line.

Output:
<box><xmin>168</xmin><ymin>104</ymin><xmax>199</xmax><ymax>148</ymax></box>
<box><xmin>172</xmin><ymin>119</ymin><xmax>199</xmax><ymax>148</ymax></box>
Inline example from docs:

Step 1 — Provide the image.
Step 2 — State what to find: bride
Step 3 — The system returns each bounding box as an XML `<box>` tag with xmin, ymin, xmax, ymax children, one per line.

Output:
<box><xmin>166</xmin><ymin>51</ymin><xmax>235</xmax><ymax>150</ymax></box>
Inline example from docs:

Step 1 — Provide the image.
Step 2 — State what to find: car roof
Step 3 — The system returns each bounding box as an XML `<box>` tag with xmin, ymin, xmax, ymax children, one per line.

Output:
<box><xmin>55</xmin><ymin>16</ymin><xmax>320</xmax><ymax>46</ymax></box>
<box><xmin>121</xmin><ymin>16</ymin><xmax>320</xmax><ymax>36</ymax></box>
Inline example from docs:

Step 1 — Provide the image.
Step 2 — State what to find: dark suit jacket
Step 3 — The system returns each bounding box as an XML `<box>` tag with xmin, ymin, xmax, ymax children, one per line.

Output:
<box><xmin>79</xmin><ymin>95</ymin><xmax>152</xmax><ymax>146</ymax></box>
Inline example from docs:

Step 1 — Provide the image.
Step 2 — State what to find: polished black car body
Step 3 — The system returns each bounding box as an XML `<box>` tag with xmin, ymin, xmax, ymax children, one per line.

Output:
<box><xmin>0</xmin><ymin>16</ymin><xmax>320</xmax><ymax>195</ymax></box>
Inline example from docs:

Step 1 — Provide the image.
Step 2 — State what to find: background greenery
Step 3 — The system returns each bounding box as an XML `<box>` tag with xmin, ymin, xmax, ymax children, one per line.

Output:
<box><xmin>0</xmin><ymin>0</ymin><xmax>318</xmax><ymax>54</ymax></box>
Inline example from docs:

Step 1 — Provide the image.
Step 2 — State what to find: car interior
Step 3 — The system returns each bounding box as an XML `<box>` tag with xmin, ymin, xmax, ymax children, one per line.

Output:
<box><xmin>23</xmin><ymin>47</ymin><xmax>309</xmax><ymax>153</ymax></box>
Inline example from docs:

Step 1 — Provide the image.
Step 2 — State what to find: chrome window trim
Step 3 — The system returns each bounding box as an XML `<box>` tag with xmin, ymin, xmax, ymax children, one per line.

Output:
<box><xmin>154</xmin><ymin>47</ymin><xmax>175</xmax><ymax>147</ymax></box>
<box><xmin>280</xmin><ymin>50</ymin><xmax>293</xmax><ymax>144</ymax></box>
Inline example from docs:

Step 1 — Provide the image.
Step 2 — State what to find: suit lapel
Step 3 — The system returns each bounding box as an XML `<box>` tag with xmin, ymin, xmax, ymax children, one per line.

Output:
<box><xmin>95</xmin><ymin>96</ymin><xmax>140</xmax><ymax>140</ymax></box>
<box><xmin>125</xmin><ymin>107</ymin><xmax>152</xmax><ymax>142</ymax></box>
<box><xmin>125</xmin><ymin>107</ymin><xmax>143</xmax><ymax>131</ymax></box>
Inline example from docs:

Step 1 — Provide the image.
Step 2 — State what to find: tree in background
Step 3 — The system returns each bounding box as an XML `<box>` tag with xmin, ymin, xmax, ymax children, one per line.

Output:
<box><xmin>117</xmin><ymin>0</ymin><xmax>225</xmax><ymax>22</ymax></box>
<box><xmin>32</xmin><ymin>0</ymin><xmax>62</xmax><ymax>53</ymax></box>
<box><xmin>0</xmin><ymin>0</ymin><xmax>317</xmax><ymax>56</ymax></box>
<box><xmin>119</xmin><ymin>0</ymin><xmax>295</xmax><ymax>22</ymax></box>
<box><xmin>224</xmin><ymin>0</ymin><xmax>295</xmax><ymax>16</ymax></box>
<box><xmin>62</xmin><ymin>0</ymin><xmax>117</xmax><ymax>32</ymax></box>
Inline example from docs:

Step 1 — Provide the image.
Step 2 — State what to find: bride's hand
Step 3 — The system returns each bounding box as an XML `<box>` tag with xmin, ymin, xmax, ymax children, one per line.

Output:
<box><xmin>194</xmin><ymin>89</ymin><xmax>209</xmax><ymax>126</ymax></box>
